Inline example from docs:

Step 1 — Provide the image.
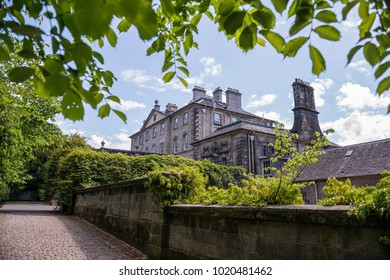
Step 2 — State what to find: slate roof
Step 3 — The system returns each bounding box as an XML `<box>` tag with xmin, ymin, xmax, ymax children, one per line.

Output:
<box><xmin>295</xmin><ymin>138</ymin><xmax>390</xmax><ymax>182</ymax></box>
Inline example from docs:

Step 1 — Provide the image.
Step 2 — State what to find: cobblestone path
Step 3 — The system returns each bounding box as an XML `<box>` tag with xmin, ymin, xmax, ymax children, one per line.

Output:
<box><xmin>0</xmin><ymin>203</ymin><xmax>147</xmax><ymax>260</ymax></box>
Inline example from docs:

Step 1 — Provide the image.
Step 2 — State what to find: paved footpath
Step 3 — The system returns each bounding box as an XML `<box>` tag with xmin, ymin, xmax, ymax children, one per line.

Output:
<box><xmin>0</xmin><ymin>203</ymin><xmax>147</xmax><ymax>260</ymax></box>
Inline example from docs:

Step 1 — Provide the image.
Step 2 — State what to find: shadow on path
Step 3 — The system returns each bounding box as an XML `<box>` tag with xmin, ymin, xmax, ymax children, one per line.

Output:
<box><xmin>0</xmin><ymin>202</ymin><xmax>146</xmax><ymax>260</ymax></box>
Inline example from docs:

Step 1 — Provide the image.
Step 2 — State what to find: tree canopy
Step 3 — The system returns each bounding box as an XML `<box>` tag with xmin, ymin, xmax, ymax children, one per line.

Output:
<box><xmin>0</xmin><ymin>49</ymin><xmax>63</xmax><ymax>198</ymax></box>
<box><xmin>0</xmin><ymin>0</ymin><xmax>389</xmax><ymax>122</ymax></box>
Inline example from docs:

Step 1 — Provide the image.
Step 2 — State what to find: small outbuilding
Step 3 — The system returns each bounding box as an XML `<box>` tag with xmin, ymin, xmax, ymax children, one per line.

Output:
<box><xmin>296</xmin><ymin>138</ymin><xmax>390</xmax><ymax>204</ymax></box>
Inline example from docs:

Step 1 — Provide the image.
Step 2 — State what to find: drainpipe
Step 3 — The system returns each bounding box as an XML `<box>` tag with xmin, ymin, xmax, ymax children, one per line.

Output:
<box><xmin>248</xmin><ymin>133</ymin><xmax>255</xmax><ymax>174</ymax></box>
<box><xmin>314</xmin><ymin>181</ymin><xmax>318</xmax><ymax>204</ymax></box>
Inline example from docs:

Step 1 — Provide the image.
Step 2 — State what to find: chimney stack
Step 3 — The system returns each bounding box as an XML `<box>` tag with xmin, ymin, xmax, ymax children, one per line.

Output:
<box><xmin>165</xmin><ymin>103</ymin><xmax>178</xmax><ymax>114</ymax></box>
<box><xmin>290</xmin><ymin>78</ymin><xmax>323</xmax><ymax>141</ymax></box>
<box><xmin>212</xmin><ymin>87</ymin><xmax>223</xmax><ymax>102</ymax></box>
<box><xmin>192</xmin><ymin>85</ymin><xmax>206</xmax><ymax>101</ymax></box>
<box><xmin>226</xmin><ymin>87</ymin><xmax>242</xmax><ymax>111</ymax></box>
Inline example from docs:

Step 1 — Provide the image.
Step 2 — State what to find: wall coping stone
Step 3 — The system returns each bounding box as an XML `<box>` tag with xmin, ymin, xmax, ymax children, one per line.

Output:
<box><xmin>75</xmin><ymin>178</ymin><xmax>147</xmax><ymax>194</ymax></box>
<box><xmin>167</xmin><ymin>204</ymin><xmax>389</xmax><ymax>228</ymax></box>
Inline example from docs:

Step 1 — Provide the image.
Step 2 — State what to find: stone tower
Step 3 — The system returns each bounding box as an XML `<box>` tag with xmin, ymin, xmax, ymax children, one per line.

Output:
<box><xmin>290</xmin><ymin>79</ymin><xmax>323</xmax><ymax>141</ymax></box>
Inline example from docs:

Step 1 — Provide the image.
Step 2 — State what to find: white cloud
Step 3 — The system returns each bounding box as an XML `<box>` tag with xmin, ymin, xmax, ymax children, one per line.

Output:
<box><xmin>348</xmin><ymin>60</ymin><xmax>371</xmax><ymax>75</ymax></box>
<box><xmin>311</xmin><ymin>78</ymin><xmax>333</xmax><ymax>107</ymax></box>
<box><xmin>54</xmin><ymin>119</ymin><xmax>85</xmax><ymax>136</ymax></box>
<box><xmin>120</xmin><ymin>56</ymin><xmax>222</xmax><ymax>93</ymax></box>
<box><xmin>336</xmin><ymin>83</ymin><xmax>390</xmax><ymax>110</ymax></box>
<box><xmin>247</xmin><ymin>94</ymin><xmax>277</xmax><ymax>108</ymax></box>
<box><xmin>108</xmin><ymin>99</ymin><xmax>146</xmax><ymax>111</ymax></box>
<box><xmin>254</xmin><ymin>110</ymin><xmax>293</xmax><ymax>128</ymax></box>
<box><xmin>200</xmin><ymin>57</ymin><xmax>222</xmax><ymax>77</ymax></box>
<box><xmin>322</xmin><ymin>111</ymin><xmax>390</xmax><ymax>146</ymax></box>
<box><xmin>89</xmin><ymin>132</ymin><xmax>132</xmax><ymax>150</ymax></box>
<box><xmin>342</xmin><ymin>18</ymin><xmax>361</xmax><ymax>28</ymax></box>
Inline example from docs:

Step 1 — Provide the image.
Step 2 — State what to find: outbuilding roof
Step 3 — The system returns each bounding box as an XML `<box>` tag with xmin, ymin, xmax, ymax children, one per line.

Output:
<box><xmin>295</xmin><ymin>138</ymin><xmax>390</xmax><ymax>182</ymax></box>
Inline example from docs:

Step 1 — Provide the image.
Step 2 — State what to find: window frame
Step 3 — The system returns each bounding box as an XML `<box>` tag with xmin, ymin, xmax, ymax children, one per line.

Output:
<box><xmin>213</xmin><ymin>112</ymin><xmax>222</xmax><ymax>125</ymax></box>
<box><xmin>183</xmin><ymin>112</ymin><xmax>189</xmax><ymax>125</ymax></box>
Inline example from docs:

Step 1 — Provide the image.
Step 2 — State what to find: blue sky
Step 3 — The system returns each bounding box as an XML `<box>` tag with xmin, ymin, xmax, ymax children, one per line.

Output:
<box><xmin>56</xmin><ymin>8</ymin><xmax>390</xmax><ymax>149</ymax></box>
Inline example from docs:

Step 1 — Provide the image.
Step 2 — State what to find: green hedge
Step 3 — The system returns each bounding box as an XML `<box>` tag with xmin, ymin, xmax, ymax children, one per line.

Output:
<box><xmin>43</xmin><ymin>150</ymin><xmax>248</xmax><ymax>208</ymax></box>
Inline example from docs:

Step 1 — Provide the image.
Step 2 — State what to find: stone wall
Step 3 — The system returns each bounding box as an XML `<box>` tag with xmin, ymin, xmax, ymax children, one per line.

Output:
<box><xmin>74</xmin><ymin>180</ymin><xmax>390</xmax><ymax>260</ymax></box>
<box><xmin>73</xmin><ymin>179</ymin><xmax>168</xmax><ymax>259</ymax></box>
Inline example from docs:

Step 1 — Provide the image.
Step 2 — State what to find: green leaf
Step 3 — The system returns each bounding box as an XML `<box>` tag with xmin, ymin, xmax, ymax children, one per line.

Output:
<box><xmin>238</xmin><ymin>24</ymin><xmax>257</xmax><ymax>51</ymax></box>
<box><xmin>358</xmin><ymin>0</ymin><xmax>369</xmax><ymax>20</ymax></box>
<box><xmin>309</xmin><ymin>45</ymin><xmax>326</xmax><ymax>75</ymax></box>
<box><xmin>161</xmin><ymin>0</ymin><xmax>175</xmax><ymax>17</ymax></box>
<box><xmin>162</xmin><ymin>61</ymin><xmax>174</xmax><ymax>72</ymax></box>
<box><xmin>316</xmin><ymin>1</ymin><xmax>331</xmax><ymax>9</ymax></box>
<box><xmin>346</xmin><ymin>45</ymin><xmax>363</xmax><ymax>65</ymax></box>
<box><xmin>113</xmin><ymin>109</ymin><xmax>127</xmax><ymax>123</ymax></box>
<box><xmin>342</xmin><ymin>0</ymin><xmax>358</xmax><ymax>20</ymax></box>
<box><xmin>289</xmin><ymin>19</ymin><xmax>311</xmax><ymax>36</ymax></box>
<box><xmin>105</xmin><ymin>27</ymin><xmax>117</xmax><ymax>47</ymax></box>
<box><xmin>259</xmin><ymin>31</ymin><xmax>285</xmax><ymax>53</ymax></box>
<box><xmin>10</xmin><ymin>24</ymin><xmax>45</xmax><ymax>36</ymax></box>
<box><xmin>8</xmin><ymin>66</ymin><xmax>35</xmax><ymax>82</ymax></box>
<box><xmin>184</xmin><ymin>32</ymin><xmax>193</xmax><ymax>55</ymax></box>
<box><xmin>110</xmin><ymin>0</ymin><xmax>157</xmax><ymax>40</ymax></box>
<box><xmin>250</xmin><ymin>7</ymin><xmax>276</xmax><ymax>29</ymax></box>
<box><xmin>92</xmin><ymin>51</ymin><xmax>105</xmax><ymax>64</ymax></box>
<box><xmin>375</xmin><ymin>61</ymin><xmax>390</xmax><ymax>79</ymax></box>
<box><xmin>61</xmin><ymin>91</ymin><xmax>84</xmax><ymax>121</ymax></box>
<box><xmin>74</xmin><ymin>0</ymin><xmax>113</xmax><ymax>39</ymax></box>
<box><xmin>358</xmin><ymin>13</ymin><xmax>376</xmax><ymax>39</ymax></box>
<box><xmin>271</xmin><ymin>0</ymin><xmax>288</xmax><ymax>14</ymax></box>
<box><xmin>288</xmin><ymin>0</ymin><xmax>301</xmax><ymax>18</ymax></box>
<box><xmin>117</xmin><ymin>18</ymin><xmax>131</xmax><ymax>33</ymax></box>
<box><xmin>315</xmin><ymin>10</ymin><xmax>338</xmax><ymax>23</ymax></box>
<box><xmin>313</xmin><ymin>25</ymin><xmax>341</xmax><ymax>41</ymax></box>
<box><xmin>43</xmin><ymin>58</ymin><xmax>64</xmax><ymax>74</ymax></box>
<box><xmin>282</xmin><ymin>37</ymin><xmax>309</xmax><ymax>57</ymax></box>
<box><xmin>377</xmin><ymin>76</ymin><xmax>390</xmax><ymax>95</ymax></box>
<box><xmin>364</xmin><ymin>42</ymin><xmax>380</xmax><ymax>67</ymax></box>
<box><xmin>44</xmin><ymin>73</ymin><xmax>69</xmax><ymax>97</ymax></box>
<box><xmin>223</xmin><ymin>11</ymin><xmax>245</xmax><ymax>35</ymax></box>
<box><xmin>98</xmin><ymin>104</ymin><xmax>111</xmax><ymax>118</ymax></box>
<box><xmin>17</xmin><ymin>49</ymin><xmax>37</xmax><ymax>59</ymax></box>
<box><xmin>178</xmin><ymin>76</ymin><xmax>188</xmax><ymax>87</ymax></box>
<box><xmin>377</xmin><ymin>34</ymin><xmax>390</xmax><ymax>49</ymax></box>
<box><xmin>178</xmin><ymin>66</ymin><xmax>189</xmax><ymax>77</ymax></box>
<box><xmin>257</xmin><ymin>37</ymin><xmax>266</xmax><ymax>46</ymax></box>
<box><xmin>107</xmin><ymin>95</ymin><xmax>121</xmax><ymax>103</ymax></box>
<box><xmin>163</xmin><ymin>71</ymin><xmax>175</xmax><ymax>83</ymax></box>
<box><xmin>0</xmin><ymin>45</ymin><xmax>10</xmax><ymax>61</ymax></box>
<box><xmin>218</xmin><ymin>0</ymin><xmax>237</xmax><ymax>17</ymax></box>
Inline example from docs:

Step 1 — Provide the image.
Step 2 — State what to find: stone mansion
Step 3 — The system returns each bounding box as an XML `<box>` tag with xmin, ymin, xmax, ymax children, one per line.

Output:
<box><xmin>130</xmin><ymin>79</ymin><xmax>329</xmax><ymax>176</ymax></box>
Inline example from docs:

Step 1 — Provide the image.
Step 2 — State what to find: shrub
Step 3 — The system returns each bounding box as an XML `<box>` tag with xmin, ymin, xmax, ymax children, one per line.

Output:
<box><xmin>145</xmin><ymin>165</ymin><xmax>207</xmax><ymax>206</ymax></box>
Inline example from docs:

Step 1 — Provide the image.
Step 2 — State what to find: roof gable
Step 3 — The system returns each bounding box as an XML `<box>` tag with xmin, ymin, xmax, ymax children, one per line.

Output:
<box><xmin>141</xmin><ymin>109</ymin><xmax>167</xmax><ymax>130</ymax></box>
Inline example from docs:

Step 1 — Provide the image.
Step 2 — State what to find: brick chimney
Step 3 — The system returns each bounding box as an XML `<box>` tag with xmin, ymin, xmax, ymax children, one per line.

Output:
<box><xmin>290</xmin><ymin>79</ymin><xmax>323</xmax><ymax>141</ymax></box>
<box><xmin>212</xmin><ymin>87</ymin><xmax>223</xmax><ymax>102</ymax></box>
<box><xmin>192</xmin><ymin>85</ymin><xmax>207</xmax><ymax>101</ymax></box>
<box><xmin>165</xmin><ymin>103</ymin><xmax>178</xmax><ymax>114</ymax></box>
<box><xmin>226</xmin><ymin>87</ymin><xmax>242</xmax><ymax>111</ymax></box>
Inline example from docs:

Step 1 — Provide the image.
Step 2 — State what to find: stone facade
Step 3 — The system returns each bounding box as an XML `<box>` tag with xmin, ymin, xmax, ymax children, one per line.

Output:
<box><xmin>130</xmin><ymin>79</ymin><xmax>327</xmax><ymax>175</ymax></box>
